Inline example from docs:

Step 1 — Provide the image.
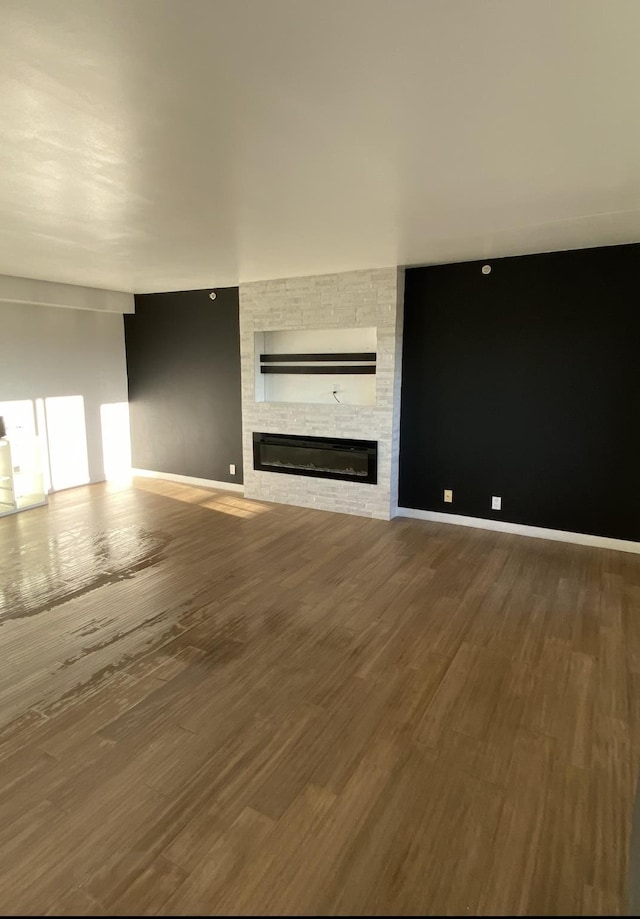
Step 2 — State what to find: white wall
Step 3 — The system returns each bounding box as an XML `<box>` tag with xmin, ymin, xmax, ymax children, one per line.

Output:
<box><xmin>0</xmin><ymin>300</ymin><xmax>129</xmax><ymax>488</ymax></box>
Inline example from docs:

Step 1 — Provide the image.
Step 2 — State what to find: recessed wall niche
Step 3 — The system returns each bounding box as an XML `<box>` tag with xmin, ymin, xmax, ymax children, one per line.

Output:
<box><xmin>254</xmin><ymin>327</ymin><xmax>377</xmax><ymax>405</ymax></box>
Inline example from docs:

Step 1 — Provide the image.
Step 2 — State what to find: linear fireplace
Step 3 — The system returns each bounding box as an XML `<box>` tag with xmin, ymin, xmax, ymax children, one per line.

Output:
<box><xmin>253</xmin><ymin>432</ymin><xmax>377</xmax><ymax>484</ymax></box>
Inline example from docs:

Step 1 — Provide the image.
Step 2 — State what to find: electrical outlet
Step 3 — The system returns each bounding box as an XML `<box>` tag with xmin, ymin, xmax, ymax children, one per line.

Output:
<box><xmin>492</xmin><ymin>495</ymin><xmax>501</xmax><ymax>510</ymax></box>
<box><xmin>229</xmin><ymin>464</ymin><xmax>236</xmax><ymax>475</ymax></box>
<box><xmin>444</xmin><ymin>489</ymin><xmax>453</xmax><ymax>503</ymax></box>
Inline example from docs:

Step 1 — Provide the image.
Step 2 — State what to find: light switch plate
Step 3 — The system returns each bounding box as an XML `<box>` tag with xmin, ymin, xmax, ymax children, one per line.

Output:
<box><xmin>492</xmin><ymin>495</ymin><xmax>501</xmax><ymax>510</ymax></box>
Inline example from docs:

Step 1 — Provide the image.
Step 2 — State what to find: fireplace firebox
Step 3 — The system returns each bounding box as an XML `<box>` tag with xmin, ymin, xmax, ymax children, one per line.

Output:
<box><xmin>253</xmin><ymin>432</ymin><xmax>377</xmax><ymax>484</ymax></box>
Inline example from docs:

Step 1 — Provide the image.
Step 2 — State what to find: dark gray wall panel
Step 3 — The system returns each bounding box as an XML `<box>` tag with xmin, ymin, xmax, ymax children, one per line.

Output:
<box><xmin>399</xmin><ymin>244</ymin><xmax>640</xmax><ymax>542</ymax></box>
<box><xmin>125</xmin><ymin>287</ymin><xmax>243</xmax><ymax>484</ymax></box>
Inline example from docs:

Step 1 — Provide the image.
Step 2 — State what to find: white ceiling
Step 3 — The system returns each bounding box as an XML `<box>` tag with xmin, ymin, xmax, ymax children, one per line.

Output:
<box><xmin>2</xmin><ymin>0</ymin><xmax>640</xmax><ymax>293</ymax></box>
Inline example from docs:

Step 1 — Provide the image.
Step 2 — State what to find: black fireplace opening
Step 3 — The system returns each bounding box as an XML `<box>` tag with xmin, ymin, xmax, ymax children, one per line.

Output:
<box><xmin>253</xmin><ymin>432</ymin><xmax>377</xmax><ymax>484</ymax></box>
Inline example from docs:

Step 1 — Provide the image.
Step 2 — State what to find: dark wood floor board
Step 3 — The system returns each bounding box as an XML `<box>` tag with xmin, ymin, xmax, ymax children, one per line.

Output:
<box><xmin>0</xmin><ymin>477</ymin><xmax>638</xmax><ymax>914</ymax></box>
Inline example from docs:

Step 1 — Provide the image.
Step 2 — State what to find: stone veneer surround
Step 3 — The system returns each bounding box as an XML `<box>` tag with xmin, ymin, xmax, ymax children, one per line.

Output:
<box><xmin>239</xmin><ymin>267</ymin><xmax>404</xmax><ymax>519</ymax></box>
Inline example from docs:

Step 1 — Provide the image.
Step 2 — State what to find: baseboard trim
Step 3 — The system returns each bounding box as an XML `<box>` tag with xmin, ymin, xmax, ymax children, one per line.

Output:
<box><xmin>131</xmin><ymin>468</ymin><xmax>244</xmax><ymax>494</ymax></box>
<box><xmin>396</xmin><ymin>507</ymin><xmax>640</xmax><ymax>555</ymax></box>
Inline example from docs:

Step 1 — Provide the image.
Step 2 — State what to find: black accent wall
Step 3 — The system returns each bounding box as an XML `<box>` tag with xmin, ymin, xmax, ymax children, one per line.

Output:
<box><xmin>125</xmin><ymin>287</ymin><xmax>243</xmax><ymax>484</ymax></box>
<box><xmin>399</xmin><ymin>244</ymin><xmax>640</xmax><ymax>542</ymax></box>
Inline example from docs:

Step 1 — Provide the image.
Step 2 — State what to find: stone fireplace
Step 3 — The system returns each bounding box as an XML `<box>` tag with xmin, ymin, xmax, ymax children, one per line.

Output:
<box><xmin>253</xmin><ymin>432</ymin><xmax>378</xmax><ymax>485</ymax></box>
<box><xmin>239</xmin><ymin>267</ymin><xmax>403</xmax><ymax>519</ymax></box>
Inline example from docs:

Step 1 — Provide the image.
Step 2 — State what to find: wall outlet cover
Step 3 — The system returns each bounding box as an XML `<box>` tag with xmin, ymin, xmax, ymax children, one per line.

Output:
<box><xmin>229</xmin><ymin>464</ymin><xmax>236</xmax><ymax>475</ymax></box>
<box><xmin>492</xmin><ymin>495</ymin><xmax>501</xmax><ymax>510</ymax></box>
<box><xmin>444</xmin><ymin>489</ymin><xmax>453</xmax><ymax>503</ymax></box>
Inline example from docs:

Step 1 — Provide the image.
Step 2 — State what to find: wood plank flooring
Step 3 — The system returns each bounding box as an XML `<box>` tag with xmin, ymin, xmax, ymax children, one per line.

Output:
<box><xmin>0</xmin><ymin>476</ymin><xmax>639</xmax><ymax>915</ymax></box>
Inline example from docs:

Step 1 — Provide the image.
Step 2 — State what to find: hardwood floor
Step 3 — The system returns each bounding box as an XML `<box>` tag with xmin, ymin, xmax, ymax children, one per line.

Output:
<box><xmin>0</xmin><ymin>477</ymin><xmax>639</xmax><ymax>915</ymax></box>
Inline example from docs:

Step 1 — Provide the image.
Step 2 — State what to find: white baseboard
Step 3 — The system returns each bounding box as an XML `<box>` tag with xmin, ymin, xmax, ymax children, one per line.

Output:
<box><xmin>396</xmin><ymin>507</ymin><xmax>640</xmax><ymax>555</ymax></box>
<box><xmin>131</xmin><ymin>468</ymin><xmax>244</xmax><ymax>494</ymax></box>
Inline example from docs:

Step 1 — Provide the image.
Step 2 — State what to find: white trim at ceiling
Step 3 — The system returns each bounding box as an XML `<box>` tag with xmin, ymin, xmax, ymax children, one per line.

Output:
<box><xmin>0</xmin><ymin>274</ymin><xmax>134</xmax><ymax>314</ymax></box>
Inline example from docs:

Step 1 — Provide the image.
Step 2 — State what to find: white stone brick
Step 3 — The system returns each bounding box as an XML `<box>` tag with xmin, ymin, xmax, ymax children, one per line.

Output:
<box><xmin>240</xmin><ymin>266</ymin><xmax>404</xmax><ymax>520</ymax></box>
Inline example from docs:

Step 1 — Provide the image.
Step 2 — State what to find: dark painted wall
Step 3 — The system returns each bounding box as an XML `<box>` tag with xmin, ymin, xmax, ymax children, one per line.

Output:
<box><xmin>399</xmin><ymin>244</ymin><xmax>640</xmax><ymax>541</ymax></box>
<box><xmin>125</xmin><ymin>287</ymin><xmax>243</xmax><ymax>484</ymax></box>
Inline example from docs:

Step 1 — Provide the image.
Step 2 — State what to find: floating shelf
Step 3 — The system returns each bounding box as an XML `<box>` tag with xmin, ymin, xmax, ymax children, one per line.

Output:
<box><xmin>260</xmin><ymin>352</ymin><xmax>376</xmax><ymax>363</ymax></box>
<box><xmin>259</xmin><ymin>351</ymin><xmax>376</xmax><ymax>375</ymax></box>
<box><xmin>262</xmin><ymin>365</ymin><xmax>375</xmax><ymax>375</ymax></box>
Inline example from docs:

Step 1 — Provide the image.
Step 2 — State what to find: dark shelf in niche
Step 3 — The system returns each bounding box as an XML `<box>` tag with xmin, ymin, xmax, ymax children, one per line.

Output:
<box><xmin>261</xmin><ymin>365</ymin><xmax>376</xmax><ymax>374</ymax></box>
<box><xmin>260</xmin><ymin>352</ymin><xmax>376</xmax><ymax>362</ymax></box>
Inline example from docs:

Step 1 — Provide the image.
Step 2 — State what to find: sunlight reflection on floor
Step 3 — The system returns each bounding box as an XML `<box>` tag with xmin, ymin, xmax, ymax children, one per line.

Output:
<box><xmin>132</xmin><ymin>476</ymin><xmax>272</xmax><ymax>518</ymax></box>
